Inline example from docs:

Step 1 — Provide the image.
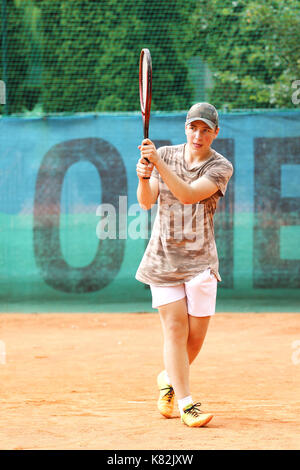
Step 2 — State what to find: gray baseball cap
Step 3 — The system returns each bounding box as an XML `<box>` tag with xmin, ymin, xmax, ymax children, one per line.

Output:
<box><xmin>186</xmin><ymin>102</ymin><xmax>219</xmax><ymax>129</ymax></box>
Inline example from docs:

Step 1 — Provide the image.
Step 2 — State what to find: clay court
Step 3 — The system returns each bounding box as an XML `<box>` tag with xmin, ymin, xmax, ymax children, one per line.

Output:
<box><xmin>0</xmin><ymin>312</ymin><xmax>299</xmax><ymax>450</ymax></box>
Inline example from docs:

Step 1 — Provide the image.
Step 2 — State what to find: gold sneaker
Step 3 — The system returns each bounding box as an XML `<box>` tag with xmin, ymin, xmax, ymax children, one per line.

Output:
<box><xmin>157</xmin><ymin>371</ymin><xmax>175</xmax><ymax>418</ymax></box>
<box><xmin>181</xmin><ymin>402</ymin><xmax>213</xmax><ymax>427</ymax></box>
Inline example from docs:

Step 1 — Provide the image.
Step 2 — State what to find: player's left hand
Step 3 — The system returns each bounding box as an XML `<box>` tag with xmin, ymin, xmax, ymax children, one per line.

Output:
<box><xmin>136</xmin><ymin>157</ymin><xmax>154</xmax><ymax>180</ymax></box>
<box><xmin>138</xmin><ymin>139</ymin><xmax>160</xmax><ymax>165</ymax></box>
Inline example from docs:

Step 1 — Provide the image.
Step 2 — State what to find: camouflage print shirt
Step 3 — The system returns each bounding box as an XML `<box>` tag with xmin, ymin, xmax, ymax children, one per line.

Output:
<box><xmin>135</xmin><ymin>144</ymin><xmax>233</xmax><ymax>286</ymax></box>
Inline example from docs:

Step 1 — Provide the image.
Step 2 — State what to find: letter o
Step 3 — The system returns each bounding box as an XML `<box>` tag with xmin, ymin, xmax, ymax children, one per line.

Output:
<box><xmin>33</xmin><ymin>138</ymin><xmax>127</xmax><ymax>293</ymax></box>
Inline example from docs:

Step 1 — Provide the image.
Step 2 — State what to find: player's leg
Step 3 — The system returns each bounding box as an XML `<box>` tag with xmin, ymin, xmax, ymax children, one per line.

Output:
<box><xmin>158</xmin><ymin>297</ymin><xmax>190</xmax><ymax>401</ymax></box>
<box><xmin>150</xmin><ymin>284</ymin><xmax>187</xmax><ymax>417</ymax></box>
<box><xmin>150</xmin><ymin>273</ymin><xmax>216</xmax><ymax>426</ymax></box>
<box><xmin>175</xmin><ymin>269</ymin><xmax>216</xmax><ymax>427</ymax></box>
<box><xmin>185</xmin><ymin>269</ymin><xmax>217</xmax><ymax>365</ymax></box>
<box><xmin>187</xmin><ymin>315</ymin><xmax>211</xmax><ymax>365</ymax></box>
<box><xmin>159</xmin><ymin>298</ymin><xmax>214</xmax><ymax>427</ymax></box>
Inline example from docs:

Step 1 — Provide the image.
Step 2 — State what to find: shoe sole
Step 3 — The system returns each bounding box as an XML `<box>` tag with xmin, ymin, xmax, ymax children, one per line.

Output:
<box><xmin>182</xmin><ymin>414</ymin><xmax>213</xmax><ymax>427</ymax></box>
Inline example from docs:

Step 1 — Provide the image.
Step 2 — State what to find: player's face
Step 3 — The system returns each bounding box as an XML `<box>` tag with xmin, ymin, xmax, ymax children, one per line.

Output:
<box><xmin>185</xmin><ymin>121</ymin><xmax>219</xmax><ymax>153</ymax></box>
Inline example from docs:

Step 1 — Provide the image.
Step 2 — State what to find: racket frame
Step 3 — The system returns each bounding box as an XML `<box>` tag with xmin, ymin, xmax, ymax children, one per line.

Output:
<box><xmin>139</xmin><ymin>48</ymin><xmax>152</xmax><ymax>140</ymax></box>
<box><xmin>139</xmin><ymin>48</ymin><xmax>152</xmax><ymax>179</ymax></box>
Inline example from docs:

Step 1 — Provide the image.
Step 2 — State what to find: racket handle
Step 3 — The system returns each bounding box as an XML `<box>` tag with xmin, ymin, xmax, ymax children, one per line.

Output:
<box><xmin>143</xmin><ymin>171</ymin><xmax>150</xmax><ymax>180</ymax></box>
<box><xmin>142</xmin><ymin>139</ymin><xmax>150</xmax><ymax>179</ymax></box>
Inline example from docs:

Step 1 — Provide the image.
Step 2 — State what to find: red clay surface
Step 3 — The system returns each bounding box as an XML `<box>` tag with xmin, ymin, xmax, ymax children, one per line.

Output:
<box><xmin>0</xmin><ymin>313</ymin><xmax>299</xmax><ymax>450</ymax></box>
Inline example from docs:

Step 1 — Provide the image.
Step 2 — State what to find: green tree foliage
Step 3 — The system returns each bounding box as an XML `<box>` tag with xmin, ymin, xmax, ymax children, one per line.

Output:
<box><xmin>39</xmin><ymin>0</ymin><xmax>104</xmax><ymax>113</ymax></box>
<box><xmin>38</xmin><ymin>0</ymin><xmax>195</xmax><ymax>113</ymax></box>
<box><xmin>0</xmin><ymin>0</ymin><xmax>33</xmax><ymax>114</ymax></box>
<box><xmin>1</xmin><ymin>0</ymin><xmax>299</xmax><ymax>114</ymax></box>
<box><xmin>193</xmin><ymin>0</ymin><xmax>300</xmax><ymax>109</ymax></box>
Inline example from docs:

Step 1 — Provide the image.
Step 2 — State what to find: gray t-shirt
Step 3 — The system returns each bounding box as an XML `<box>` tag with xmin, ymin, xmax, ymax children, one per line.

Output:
<box><xmin>135</xmin><ymin>143</ymin><xmax>233</xmax><ymax>286</ymax></box>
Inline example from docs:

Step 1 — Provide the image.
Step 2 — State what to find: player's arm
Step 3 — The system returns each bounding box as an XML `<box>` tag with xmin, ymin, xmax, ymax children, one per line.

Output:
<box><xmin>140</xmin><ymin>139</ymin><xmax>218</xmax><ymax>204</ymax></box>
<box><xmin>156</xmin><ymin>159</ymin><xmax>218</xmax><ymax>204</ymax></box>
<box><xmin>136</xmin><ymin>158</ymin><xmax>159</xmax><ymax>210</ymax></box>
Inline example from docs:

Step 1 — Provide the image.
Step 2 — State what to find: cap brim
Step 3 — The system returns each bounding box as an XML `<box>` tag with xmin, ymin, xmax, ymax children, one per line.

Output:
<box><xmin>185</xmin><ymin>117</ymin><xmax>216</xmax><ymax>129</ymax></box>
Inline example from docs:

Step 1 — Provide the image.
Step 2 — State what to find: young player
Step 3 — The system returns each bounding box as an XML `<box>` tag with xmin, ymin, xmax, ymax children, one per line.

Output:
<box><xmin>135</xmin><ymin>103</ymin><xmax>233</xmax><ymax>427</ymax></box>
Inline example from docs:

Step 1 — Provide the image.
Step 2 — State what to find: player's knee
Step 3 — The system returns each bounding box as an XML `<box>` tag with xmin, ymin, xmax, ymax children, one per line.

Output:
<box><xmin>166</xmin><ymin>319</ymin><xmax>188</xmax><ymax>342</ymax></box>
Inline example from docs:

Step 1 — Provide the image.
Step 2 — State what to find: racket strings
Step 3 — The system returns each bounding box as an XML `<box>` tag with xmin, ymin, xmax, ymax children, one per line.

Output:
<box><xmin>142</xmin><ymin>57</ymin><xmax>149</xmax><ymax>110</ymax></box>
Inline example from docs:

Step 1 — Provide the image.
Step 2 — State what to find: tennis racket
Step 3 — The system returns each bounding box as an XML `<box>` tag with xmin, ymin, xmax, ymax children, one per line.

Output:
<box><xmin>139</xmin><ymin>48</ymin><xmax>152</xmax><ymax>179</ymax></box>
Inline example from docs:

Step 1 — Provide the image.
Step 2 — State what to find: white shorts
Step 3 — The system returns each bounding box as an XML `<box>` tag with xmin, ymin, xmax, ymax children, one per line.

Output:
<box><xmin>150</xmin><ymin>269</ymin><xmax>217</xmax><ymax>317</ymax></box>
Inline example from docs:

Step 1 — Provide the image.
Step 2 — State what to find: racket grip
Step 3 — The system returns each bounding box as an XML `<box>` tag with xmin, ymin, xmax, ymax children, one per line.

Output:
<box><xmin>142</xmin><ymin>140</ymin><xmax>150</xmax><ymax>178</ymax></box>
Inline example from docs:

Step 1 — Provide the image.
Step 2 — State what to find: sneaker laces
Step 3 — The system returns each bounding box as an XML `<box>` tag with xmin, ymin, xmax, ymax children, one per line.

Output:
<box><xmin>160</xmin><ymin>386</ymin><xmax>174</xmax><ymax>402</ymax></box>
<box><xmin>183</xmin><ymin>402</ymin><xmax>203</xmax><ymax>417</ymax></box>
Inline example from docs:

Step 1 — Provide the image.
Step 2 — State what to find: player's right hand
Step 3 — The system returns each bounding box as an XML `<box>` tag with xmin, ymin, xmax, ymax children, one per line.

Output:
<box><xmin>136</xmin><ymin>157</ymin><xmax>154</xmax><ymax>181</ymax></box>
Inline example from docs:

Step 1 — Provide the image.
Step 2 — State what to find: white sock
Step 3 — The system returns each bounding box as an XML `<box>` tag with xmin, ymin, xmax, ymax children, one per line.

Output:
<box><xmin>164</xmin><ymin>370</ymin><xmax>172</xmax><ymax>386</ymax></box>
<box><xmin>178</xmin><ymin>396</ymin><xmax>193</xmax><ymax>416</ymax></box>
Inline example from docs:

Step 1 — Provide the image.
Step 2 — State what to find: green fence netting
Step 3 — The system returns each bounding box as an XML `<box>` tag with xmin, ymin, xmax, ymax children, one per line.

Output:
<box><xmin>1</xmin><ymin>0</ymin><xmax>300</xmax><ymax>116</ymax></box>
